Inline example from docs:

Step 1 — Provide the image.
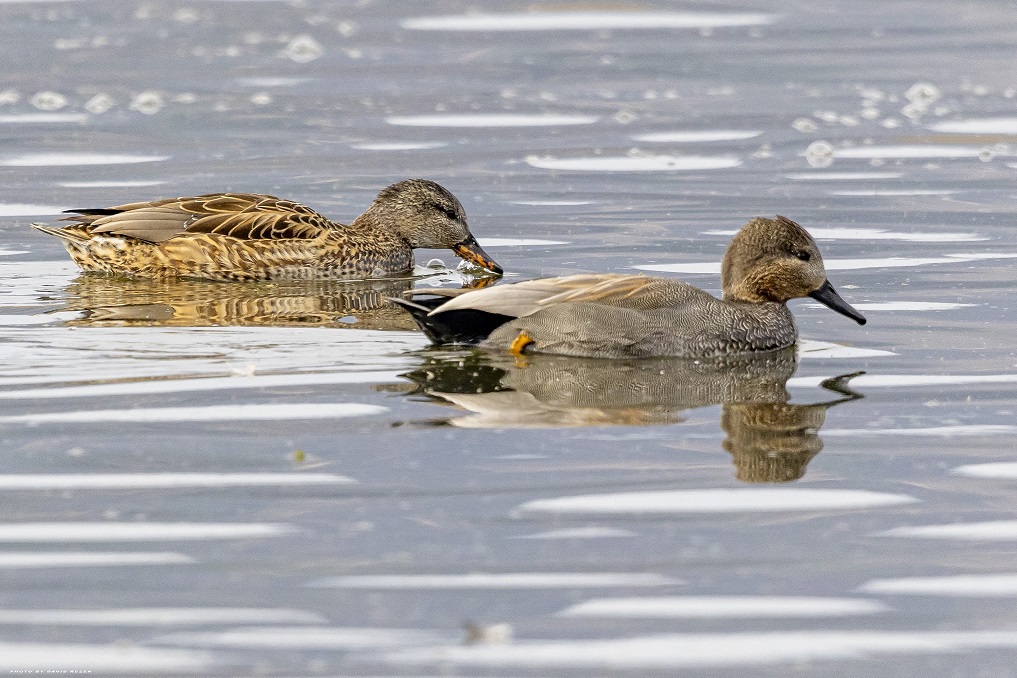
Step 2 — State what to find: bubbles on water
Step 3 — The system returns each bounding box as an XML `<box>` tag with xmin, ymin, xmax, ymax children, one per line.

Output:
<box><xmin>805</xmin><ymin>140</ymin><xmax>835</xmax><ymax>168</ymax></box>
<box><xmin>860</xmin><ymin>107</ymin><xmax>880</xmax><ymax>120</ymax></box>
<box><xmin>900</xmin><ymin>82</ymin><xmax>942</xmax><ymax>120</ymax></box>
<box><xmin>906</xmin><ymin>82</ymin><xmax>941</xmax><ymax>106</ymax></box>
<box><xmin>174</xmin><ymin>93</ymin><xmax>198</xmax><ymax>104</ymax></box>
<box><xmin>30</xmin><ymin>91</ymin><xmax>67</xmax><ymax>111</ymax></box>
<box><xmin>0</xmin><ymin>89</ymin><xmax>20</xmax><ymax>105</ymax></box>
<box><xmin>336</xmin><ymin>21</ymin><xmax>358</xmax><ymax>37</ymax></box>
<box><xmin>613</xmin><ymin>110</ymin><xmax>638</xmax><ymax>124</ymax></box>
<box><xmin>881</xmin><ymin>118</ymin><xmax>901</xmax><ymax>128</ymax></box>
<box><xmin>173</xmin><ymin>7</ymin><xmax>199</xmax><ymax>24</ymax></box>
<box><xmin>901</xmin><ymin>102</ymin><xmax>925</xmax><ymax>121</ymax></box>
<box><xmin>130</xmin><ymin>91</ymin><xmax>165</xmax><ymax>115</ymax></box>
<box><xmin>84</xmin><ymin>93</ymin><xmax>116</xmax><ymax>115</ymax></box>
<box><xmin>792</xmin><ymin>118</ymin><xmax>817</xmax><ymax>133</ymax></box>
<box><xmin>978</xmin><ymin>148</ymin><xmax>995</xmax><ymax>163</ymax></box>
<box><xmin>250</xmin><ymin>92</ymin><xmax>273</xmax><ymax>106</ymax></box>
<box><xmin>281</xmin><ymin>35</ymin><xmax>324</xmax><ymax>63</ymax></box>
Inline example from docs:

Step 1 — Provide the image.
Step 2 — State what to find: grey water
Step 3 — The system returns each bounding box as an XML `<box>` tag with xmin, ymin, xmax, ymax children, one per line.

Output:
<box><xmin>1</xmin><ymin>0</ymin><xmax>1017</xmax><ymax>675</ymax></box>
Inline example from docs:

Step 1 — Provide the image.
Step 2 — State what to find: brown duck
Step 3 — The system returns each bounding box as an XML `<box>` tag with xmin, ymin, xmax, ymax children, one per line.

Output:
<box><xmin>31</xmin><ymin>179</ymin><xmax>502</xmax><ymax>281</ymax></box>
<box><xmin>391</xmin><ymin>215</ymin><xmax>866</xmax><ymax>358</ymax></box>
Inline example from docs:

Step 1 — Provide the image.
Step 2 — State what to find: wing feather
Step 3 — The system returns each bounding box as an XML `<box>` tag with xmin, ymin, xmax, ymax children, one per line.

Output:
<box><xmin>65</xmin><ymin>193</ymin><xmax>335</xmax><ymax>243</ymax></box>
<box><xmin>430</xmin><ymin>274</ymin><xmax>715</xmax><ymax>319</ymax></box>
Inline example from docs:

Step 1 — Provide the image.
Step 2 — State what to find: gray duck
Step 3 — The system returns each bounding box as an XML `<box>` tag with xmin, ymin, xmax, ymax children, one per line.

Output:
<box><xmin>391</xmin><ymin>215</ymin><xmax>865</xmax><ymax>358</ymax></box>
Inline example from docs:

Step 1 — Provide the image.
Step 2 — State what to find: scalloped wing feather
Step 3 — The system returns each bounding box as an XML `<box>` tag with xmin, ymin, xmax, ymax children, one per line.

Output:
<box><xmin>69</xmin><ymin>193</ymin><xmax>334</xmax><ymax>244</ymax></box>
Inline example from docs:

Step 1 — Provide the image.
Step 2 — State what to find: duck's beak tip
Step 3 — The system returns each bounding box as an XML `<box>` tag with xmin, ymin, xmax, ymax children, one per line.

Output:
<box><xmin>453</xmin><ymin>236</ymin><xmax>503</xmax><ymax>276</ymax></box>
<box><xmin>809</xmin><ymin>279</ymin><xmax>866</xmax><ymax>326</ymax></box>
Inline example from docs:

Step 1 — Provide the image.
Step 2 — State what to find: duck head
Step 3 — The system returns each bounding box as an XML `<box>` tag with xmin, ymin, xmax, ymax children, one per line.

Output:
<box><xmin>721</xmin><ymin>215</ymin><xmax>866</xmax><ymax>325</ymax></box>
<box><xmin>363</xmin><ymin>179</ymin><xmax>502</xmax><ymax>275</ymax></box>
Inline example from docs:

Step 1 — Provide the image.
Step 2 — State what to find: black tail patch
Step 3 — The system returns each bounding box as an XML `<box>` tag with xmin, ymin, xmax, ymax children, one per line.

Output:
<box><xmin>63</xmin><ymin>208</ymin><xmax>121</xmax><ymax>216</ymax></box>
<box><xmin>387</xmin><ymin>296</ymin><xmax>515</xmax><ymax>346</ymax></box>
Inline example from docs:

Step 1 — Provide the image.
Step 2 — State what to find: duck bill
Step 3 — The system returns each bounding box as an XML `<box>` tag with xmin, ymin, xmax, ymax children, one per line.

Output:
<box><xmin>452</xmin><ymin>235</ymin><xmax>503</xmax><ymax>275</ymax></box>
<box><xmin>809</xmin><ymin>280</ymin><xmax>866</xmax><ymax>325</ymax></box>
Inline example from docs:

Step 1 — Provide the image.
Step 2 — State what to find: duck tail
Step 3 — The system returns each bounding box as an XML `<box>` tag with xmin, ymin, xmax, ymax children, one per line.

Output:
<box><xmin>30</xmin><ymin>223</ymin><xmax>89</xmax><ymax>244</ymax></box>
<box><xmin>386</xmin><ymin>295</ymin><xmax>514</xmax><ymax>346</ymax></box>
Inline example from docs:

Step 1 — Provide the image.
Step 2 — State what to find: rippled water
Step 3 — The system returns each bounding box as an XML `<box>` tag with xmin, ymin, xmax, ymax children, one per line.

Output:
<box><xmin>2</xmin><ymin>1</ymin><xmax>1017</xmax><ymax>675</ymax></box>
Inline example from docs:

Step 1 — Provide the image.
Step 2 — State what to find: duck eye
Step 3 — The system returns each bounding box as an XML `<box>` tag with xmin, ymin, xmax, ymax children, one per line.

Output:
<box><xmin>795</xmin><ymin>250</ymin><xmax>811</xmax><ymax>262</ymax></box>
<box><xmin>437</xmin><ymin>205</ymin><xmax>459</xmax><ymax>221</ymax></box>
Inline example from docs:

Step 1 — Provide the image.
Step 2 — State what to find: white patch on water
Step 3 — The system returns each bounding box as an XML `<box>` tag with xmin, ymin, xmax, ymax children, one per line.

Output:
<box><xmin>0</xmin><ymin>313</ymin><xmax>85</xmax><ymax>325</ymax></box>
<box><xmin>0</xmin><ymin>642</ymin><xmax>210</xmax><ymax>674</ymax></box>
<box><xmin>824</xmin><ymin>425</ymin><xmax>1015</xmax><ymax>437</ymax></box>
<box><xmin>377</xmin><ymin>629</ymin><xmax>1017</xmax><ymax>669</ymax></box>
<box><xmin>830</xmin><ymin>145</ymin><xmax>987</xmax><ymax>159</ymax></box>
<box><xmin>0</xmin><ymin>249</ymin><xmax>29</xmax><ymax>257</ymax></box>
<box><xmin>0</xmin><ymin>153</ymin><xmax>169</xmax><ymax>166</ymax></box>
<box><xmin>236</xmin><ymin>77</ymin><xmax>313</xmax><ymax>87</ymax></box>
<box><xmin>556</xmin><ymin>596</ymin><xmax>889</xmax><ymax>619</ymax></box>
<box><xmin>788</xmin><ymin>373</ymin><xmax>1017</xmax><ymax>389</ymax></box>
<box><xmin>703</xmin><ymin>227</ymin><xmax>984</xmax><ymax>242</ymax></box>
<box><xmin>0</xmin><ymin>203</ymin><xmax>69</xmax><ymax>216</ymax></box>
<box><xmin>0</xmin><ymin>321</ymin><xmax>426</xmax><ymax>383</ymax></box>
<box><xmin>350</xmin><ymin>141</ymin><xmax>448</xmax><ymax>150</ymax></box>
<box><xmin>476</xmin><ymin>238</ymin><xmax>570</xmax><ymax>247</ymax></box>
<box><xmin>831</xmin><ymin>189</ymin><xmax>956</xmax><ymax>196</ymax></box>
<box><xmin>402</xmin><ymin>12</ymin><xmax>773</xmax><ymax>31</ymax></box>
<box><xmin>526</xmin><ymin>155</ymin><xmax>741</xmax><ymax>171</ymax></box>
<box><xmin>0</xmin><ymin>522</ymin><xmax>297</xmax><ymax>542</ymax></box>
<box><xmin>0</xmin><ymin>370</ymin><xmax>405</xmax><ymax>400</ymax></box>
<box><xmin>797</xmin><ymin>340</ymin><xmax>897</xmax><ymax>359</ymax></box>
<box><xmin>386</xmin><ymin>114</ymin><xmax>598</xmax><ymax>127</ymax></box>
<box><xmin>878</xmin><ymin>521</ymin><xmax>1017</xmax><ymax>540</ymax></box>
<box><xmin>0</xmin><ymin>402</ymin><xmax>388</xmax><ymax>424</ymax></box>
<box><xmin>512</xmin><ymin>526</ymin><xmax>636</xmax><ymax>540</ymax></box>
<box><xmin>810</xmin><ymin>301</ymin><xmax>975</xmax><ymax>311</ymax></box>
<box><xmin>0</xmin><ymin>552</ymin><xmax>194</xmax><ymax>568</ymax></box>
<box><xmin>0</xmin><ymin>260</ymin><xmax>79</xmax><ymax>307</ymax></box>
<box><xmin>0</xmin><ymin>113</ymin><xmax>87</xmax><ymax>123</ymax></box>
<box><xmin>310</xmin><ymin>572</ymin><xmax>676</xmax><ymax>589</ymax></box>
<box><xmin>858</xmin><ymin>574</ymin><xmax>1017</xmax><ymax>596</ymax></box>
<box><xmin>510</xmin><ymin>200</ymin><xmax>594</xmax><ymax>206</ymax></box>
<box><xmin>784</xmin><ymin>172</ymin><xmax>903</xmax><ymax>180</ymax></box>
<box><xmin>515</xmin><ymin>489</ymin><xmax>918</xmax><ymax>516</ymax></box>
<box><xmin>59</xmin><ymin>180</ymin><xmax>167</xmax><ymax>188</ymax></box>
<box><xmin>635</xmin><ymin>252</ymin><xmax>1017</xmax><ymax>273</ymax></box>
<box><xmin>0</xmin><ymin>473</ymin><xmax>355</xmax><ymax>490</ymax></box>
<box><xmin>156</xmin><ymin>626</ymin><xmax>446</xmax><ymax>649</ymax></box>
<box><xmin>631</xmin><ymin>130</ymin><xmax>762</xmax><ymax>143</ymax></box>
<box><xmin>953</xmin><ymin>463</ymin><xmax>1017</xmax><ymax>479</ymax></box>
<box><xmin>928</xmin><ymin>118</ymin><xmax>1017</xmax><ymax>134</ymax></box>
<box><xmin>0</xmin><ymin>608</ymin><xmax>325</xmax><ymax>626</ymax></box>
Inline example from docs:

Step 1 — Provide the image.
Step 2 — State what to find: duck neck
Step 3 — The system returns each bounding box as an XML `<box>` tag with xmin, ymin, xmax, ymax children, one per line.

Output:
<box><xmin>723</xmin><ymin>276</ymin><xmax>781</xmax><ymax>304</ymax></box>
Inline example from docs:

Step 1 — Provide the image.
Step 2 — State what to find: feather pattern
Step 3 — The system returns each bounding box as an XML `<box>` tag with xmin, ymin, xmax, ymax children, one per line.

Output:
<box><xmin>397</xmin><ymin>216</ymin><xmax>866</xmax><ymax>358</ymax></box>
<box><xmin>31</xmin><ymin>180</ymin><xmax>502</xmax><ymax>282</ymax></box>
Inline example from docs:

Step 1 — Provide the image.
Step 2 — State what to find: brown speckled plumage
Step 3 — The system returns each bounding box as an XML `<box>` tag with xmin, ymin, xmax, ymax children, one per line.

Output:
<box><xmin>31</xmin><ymin>180</ymin><xmax>502</xmax><ymax>281</ymax></box>
<box><xmin>391</xmin><ymin>216</ymin><xmax>866</xmax><ymax>358</ymax></box>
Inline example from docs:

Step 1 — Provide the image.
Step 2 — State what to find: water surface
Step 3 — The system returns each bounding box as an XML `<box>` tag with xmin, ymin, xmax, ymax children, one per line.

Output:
<box><xmin>1</xmin><ymin>1</ymin><xmax>1016</xmax><ymax>675</ymax></box>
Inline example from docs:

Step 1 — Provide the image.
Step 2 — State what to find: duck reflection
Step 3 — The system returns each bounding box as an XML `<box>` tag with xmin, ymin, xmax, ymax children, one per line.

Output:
<box><xmin>399</xmin><ymin>348</ymin><xmax>862</xmax><ymax>483</ymax></box>
<box><xmin>56</xmin><ymin>273</ymin><xmax>484</xmax><ymax>330</ymax></box>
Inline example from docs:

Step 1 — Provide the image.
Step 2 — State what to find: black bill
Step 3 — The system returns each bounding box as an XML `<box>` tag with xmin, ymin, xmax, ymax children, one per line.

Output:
<box><xmin>809</xmin><ymin>279</ymin><xmax>866</xmax><ymax>325</ymax></box>
<box><xmin>452</xmin><ymin>235</ymin><xmax>503</xmax><ymax>276</ymax></box>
